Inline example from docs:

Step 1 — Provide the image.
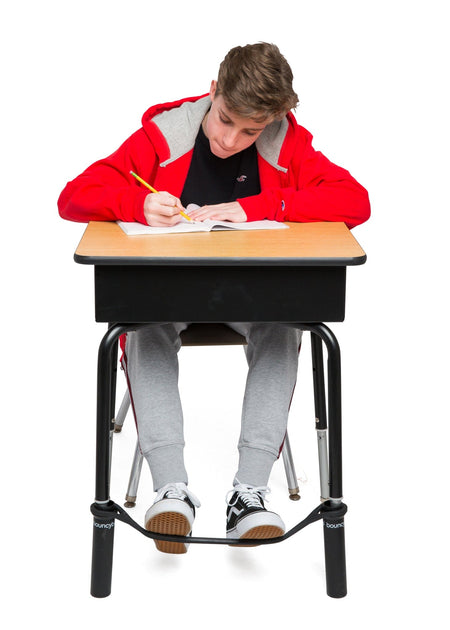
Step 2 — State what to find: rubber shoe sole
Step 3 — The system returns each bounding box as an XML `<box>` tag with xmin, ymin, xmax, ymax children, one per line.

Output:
<box><xmin>145</xmin><ymin>511</ymin><xmax>191</xmax><ymax>554</ymax></box>
<box><xmin>239</xmin><ymin>524</ymin><xmax>285</xmax><ymax>539</ymax></box>
<box><xmin>145</xmin><ymin>497</ymin><xmax>195</xmax><ymax>554</ymax></box>
<box><xmin>227</xmin><ymin>511</ymin><xmax>285</xmax><ymax>545</ymax></box>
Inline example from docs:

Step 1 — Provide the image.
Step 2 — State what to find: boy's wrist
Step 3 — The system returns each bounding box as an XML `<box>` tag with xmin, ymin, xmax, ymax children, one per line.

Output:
<box><xmin>238</xmin><ymin>195</ymin><xmax>267</xmax><ymax>222</ymax></box>
<box><xmin>134</xmin><ymin>189</ymin><xmax>150</xmax><ymax>225</ymax></box>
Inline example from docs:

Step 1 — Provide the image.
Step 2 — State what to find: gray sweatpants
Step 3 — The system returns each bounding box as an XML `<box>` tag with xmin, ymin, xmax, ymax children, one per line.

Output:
<box><xmin>124</xmin><ymin>323</ymin><xmax>302</xmax><ymax>491</ymax></box>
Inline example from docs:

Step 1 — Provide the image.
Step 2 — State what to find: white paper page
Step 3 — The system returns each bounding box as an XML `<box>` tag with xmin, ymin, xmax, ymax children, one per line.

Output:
<box><xmin>117</xmin><ymin>219</ymin><xmax>288</xmax><ymax>235</ymax></box>
<box><xmin>207</xmin><ymin>220</ymin><xmax>288</xmax><ymax>231</ymax></box>
<box><xmin>117</xmin><ymin>220</ymin><xmax>210</xmax><ymax>235</ymax></box>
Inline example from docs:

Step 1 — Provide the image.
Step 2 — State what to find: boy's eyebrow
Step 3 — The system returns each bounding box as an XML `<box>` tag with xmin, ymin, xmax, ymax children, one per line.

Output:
<box><xmin>219</xmin><ymin>107</ymin><xmax>266</xmax><ymax>131</ymax></box>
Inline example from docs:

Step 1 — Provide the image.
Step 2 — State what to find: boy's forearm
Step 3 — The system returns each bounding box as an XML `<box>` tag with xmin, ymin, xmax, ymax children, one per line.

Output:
<box><xmin>239</xmin><ymin>178</ymin><xmax>370</xmax><ymax>229</ymax></box>
<box><xmin>58</xmin><ymin>132</ymin><xmax>156</xmax><ymax>224</ymax></box>
<box><xmin>58</xmin><ymin>176</ymin><xmax>148</xmax><ymax>224</ymax></box>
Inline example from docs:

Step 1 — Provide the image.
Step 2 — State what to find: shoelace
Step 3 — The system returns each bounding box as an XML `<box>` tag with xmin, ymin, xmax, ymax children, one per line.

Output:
<box><xmin>226</xmin><ymin>482</ymin><xmax>270</xmax><ymax>508</ymax></box>
<box><xmin>155</xmin><ymin>482</ymin><xmax>201</xmax><ymax>508</ymax></box>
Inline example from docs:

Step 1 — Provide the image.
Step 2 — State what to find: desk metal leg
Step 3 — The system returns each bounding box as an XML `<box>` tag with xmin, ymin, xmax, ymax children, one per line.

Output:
<box><xmin>108</xmin><ymin>324</ymin><xmax>119</xmax><ymax>486</ymax></box>
<box><xmin>322</xmin><ymin>502</ymin><xmax>347</xmax><ymax>598</ymax></box>
<box><xmin>311</xmin><ymin>333</ymin><xmax>329</xmax><ymax>502</ymax></box>
<box><xmin>90</xmin><ymin>323</ymin><xmax>133</xmax><ymax>598</ymax></box>
<box><xmin>91</xmin><ymin>507</ymin><xmax>116</xmax><ymax>598</ymax></box>
<box><xmin>302</xmin><ymin>324</ymin><xmax>347</xmax><ymax>598</ymax></box>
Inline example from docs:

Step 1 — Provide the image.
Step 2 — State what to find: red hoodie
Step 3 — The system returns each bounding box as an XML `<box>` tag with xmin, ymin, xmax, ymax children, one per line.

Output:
<box><xmin>58</xmin><ymin>94</ymin><xmax>370</xmax><ymax>228</ymax></box>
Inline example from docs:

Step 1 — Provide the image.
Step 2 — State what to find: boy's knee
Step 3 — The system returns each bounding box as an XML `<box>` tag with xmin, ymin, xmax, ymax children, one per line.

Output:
<box><xmin>133</xmin><ymin>323</ymin><xmax>183</xmax><ymax>351</ymax></box>
<box><xmin>248</xmin><ymin>323</ymin><xmax>302</xmax><ymax>346</ymax></box>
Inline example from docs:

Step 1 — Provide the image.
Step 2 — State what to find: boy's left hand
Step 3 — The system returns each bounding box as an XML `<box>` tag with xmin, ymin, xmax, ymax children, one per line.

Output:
<box><xmin>188</xmin><ymin>201</ymin><xmax>247</xmax><ymax>223</ymax></box>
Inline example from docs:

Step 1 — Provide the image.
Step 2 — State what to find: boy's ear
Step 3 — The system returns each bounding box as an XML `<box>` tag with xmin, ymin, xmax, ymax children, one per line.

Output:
<box><xmin>209</xmin><ymin>80</ymin><xmax>217</xmax><ymax>99</ymax></box>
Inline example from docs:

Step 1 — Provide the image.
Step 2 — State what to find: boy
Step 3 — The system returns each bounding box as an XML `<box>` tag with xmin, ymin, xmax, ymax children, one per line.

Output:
<box><xmin>59</xmin><ymin>43</ymin><xmax>370</xmax><ymax>553</ymax></box>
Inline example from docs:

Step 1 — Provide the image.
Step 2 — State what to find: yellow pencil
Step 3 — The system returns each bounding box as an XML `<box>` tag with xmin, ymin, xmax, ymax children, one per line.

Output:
<box><xmin>129</xmin><ymin>170</ymin><xmax>193</xmax><ymax>222</ymax></box>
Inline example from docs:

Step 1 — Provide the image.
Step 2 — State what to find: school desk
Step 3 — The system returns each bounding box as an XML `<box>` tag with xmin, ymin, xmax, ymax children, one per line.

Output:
<box><xmin>74</xmin><ymin>220</ymin><xmax>366</xmax><ymax>599</ymax></box>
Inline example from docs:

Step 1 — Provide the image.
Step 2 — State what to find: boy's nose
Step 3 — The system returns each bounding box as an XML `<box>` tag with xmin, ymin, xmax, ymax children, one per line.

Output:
<box><xmin>222</xmin><ymin>130</ymin><xmax>238</xmax><ymax>149</ymax></box>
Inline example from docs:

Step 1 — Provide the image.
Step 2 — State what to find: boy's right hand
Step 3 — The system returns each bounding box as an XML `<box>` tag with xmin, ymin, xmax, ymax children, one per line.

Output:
<box><xmin>143</xmin><ymin>192</ymin><xmax>184</xmax><ymax>227</ymax></box>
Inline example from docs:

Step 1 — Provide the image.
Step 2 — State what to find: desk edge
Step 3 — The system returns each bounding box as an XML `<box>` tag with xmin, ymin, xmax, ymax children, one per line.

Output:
<box><xmin>74</xmin><ymin>253</ymin><xmax>367</xmax><ymax>266</ymax></box>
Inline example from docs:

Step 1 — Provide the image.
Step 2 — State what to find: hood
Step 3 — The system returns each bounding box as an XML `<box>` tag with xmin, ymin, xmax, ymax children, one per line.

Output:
<box><xmin>141</xmin><ymin>94</ymin><xmax>297</xmax><ymax>172</ymax></box>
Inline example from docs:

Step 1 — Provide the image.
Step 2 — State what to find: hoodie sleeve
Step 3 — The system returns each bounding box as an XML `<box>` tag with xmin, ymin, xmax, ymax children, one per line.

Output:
<box><xmin>238</xmin><ymin>131</ymin><xmax>370</xmax><ymax>229</ymax></box>
<box><xmin>58</xmin><ymin>129</ymin><xmax>155</xmax><ymax>224</ymax></box>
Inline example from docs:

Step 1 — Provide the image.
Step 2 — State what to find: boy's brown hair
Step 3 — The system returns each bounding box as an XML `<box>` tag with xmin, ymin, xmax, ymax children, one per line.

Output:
<box><xmin>216</xmin><ymin>43</ymin><xmax>299</xmax><ymax>122</ymax></box>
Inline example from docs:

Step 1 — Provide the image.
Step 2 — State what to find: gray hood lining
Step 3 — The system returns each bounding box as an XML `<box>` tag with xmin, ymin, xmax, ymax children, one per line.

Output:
<box><xmin>153</xmin><ymin>95</ymin><xmax>288</xmax><ymax>172</ymax></box>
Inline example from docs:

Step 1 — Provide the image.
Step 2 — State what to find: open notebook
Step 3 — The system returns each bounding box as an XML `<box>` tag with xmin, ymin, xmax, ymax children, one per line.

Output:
<box><xmin>118</xmin><ymin>203</ymin><xmax>287</xmax><ymax>235</ymax></box>
<box><xmin>117</xmin><ymin>218</ymin><xmax>288</xmax><ymax>235</ymax></box>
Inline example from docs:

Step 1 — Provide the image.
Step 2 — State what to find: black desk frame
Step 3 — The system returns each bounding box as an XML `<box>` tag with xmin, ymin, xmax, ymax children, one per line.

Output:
<box><xmin>79</xmin><ymin>256</ymin><xmax>362</xmax><ymax>600</ymax></box>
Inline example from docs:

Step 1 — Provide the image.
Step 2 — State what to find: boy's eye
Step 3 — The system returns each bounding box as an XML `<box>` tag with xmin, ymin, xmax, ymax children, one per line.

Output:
<box><xmin>219</xmin><ymin>114</ymin><xmax>259</xmax><ymax>136</ymax></box>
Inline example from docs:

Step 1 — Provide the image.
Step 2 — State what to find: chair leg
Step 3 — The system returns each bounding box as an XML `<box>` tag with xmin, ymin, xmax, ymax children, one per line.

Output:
<box><xmin>113</xmin><ymin>389</ymin><xmax>131</xmax><ymax>433</ymax></box>
<box><xmin>282</xmin><ymin>433</ymin><xmax>300</xmax><ymax>500</ymax></box>
<box><xmin>124</xmin><ymin>439</ymin><xmax>144</xmax><ymax>507</ymax></box>
<box><xmin>113</xmin><ymin>388</ymin><xmax>144</xmax><ymax>507</ymax></box>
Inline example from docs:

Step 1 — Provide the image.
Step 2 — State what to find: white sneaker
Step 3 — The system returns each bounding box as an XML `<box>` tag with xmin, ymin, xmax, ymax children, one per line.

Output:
<box><xmin>145</xmin><ymin>482</ymin><xmax>201</xmax><ymax>554</ymax></box>
<box><xmin>226</xmin><ymin>483</ymin><xmax>285</xmax><ymax>541</ymax></box>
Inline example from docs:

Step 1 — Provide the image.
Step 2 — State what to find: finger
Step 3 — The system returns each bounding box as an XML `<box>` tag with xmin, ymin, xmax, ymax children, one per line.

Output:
<box><xmin>145</xmin><ymin>193</ymin><xmax>175</xmax><ymax>211</ymax></box>
<box><xmin>188</xmin><ymin>205</ymin><xmax>215</xmax><ymax>220</ymax></box>
<box><xmin>148</xmin><ymin>212</ymin><xmax>182</xmax><ymax>227</ymax></box>
<box><xmin>154</xmin><ymin>192</ymin><xmax>178</xmax><ymax>207</ymax></box>
<box><xmin>194</xmin><ymin>211</ymin><xmax>221</xmax><ymax>221</ymax></box>
<box><xmin>159</xmin><ymin>205</ymin><xmax>182</xmax><ymax>218</ymax></box>
<box><xmin>156</xmin><ymin>192</ymin><xmax>181</xmax><ymax>206</ymax></box>
<box><xmin>156</xmin><ymin>195</ymin><xmax>184</xmax><ymax>217</ymax></box>
<box><xmin>171</xmin><ymin>197</ymin><xmax>184</xmax><ymax>211</ymax></box>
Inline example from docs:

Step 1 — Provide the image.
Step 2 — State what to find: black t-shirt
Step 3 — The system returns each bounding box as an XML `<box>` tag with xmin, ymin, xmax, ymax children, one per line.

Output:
<box><xmin>180</xmin><ymin>124</ymin><xmax>260</xmax><ymax>207</ymax></box>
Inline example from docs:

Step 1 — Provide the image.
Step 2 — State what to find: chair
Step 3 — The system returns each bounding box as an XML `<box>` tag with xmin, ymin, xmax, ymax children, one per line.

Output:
<box><xmin>113</xmin><ymin>323</ymin><xmax>302</xmax><ymax>507</ymax></box>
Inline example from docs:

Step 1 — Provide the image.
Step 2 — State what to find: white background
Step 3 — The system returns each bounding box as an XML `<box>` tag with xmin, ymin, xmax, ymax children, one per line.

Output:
<box><xmin>1</xmin><ymin>0</ymin><xmax>449</xmax><ymax>627</ymax></box>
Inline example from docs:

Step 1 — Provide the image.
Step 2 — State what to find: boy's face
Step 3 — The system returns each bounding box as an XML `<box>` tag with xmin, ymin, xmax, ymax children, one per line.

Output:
<box><xmin>203</xmin><ymin>80</ymin><xmax>271</xmax><ymax>159</ymax></box>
